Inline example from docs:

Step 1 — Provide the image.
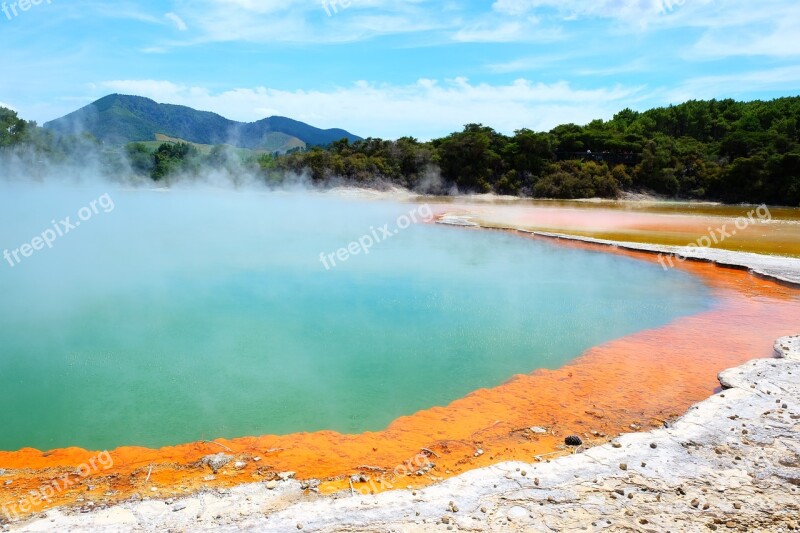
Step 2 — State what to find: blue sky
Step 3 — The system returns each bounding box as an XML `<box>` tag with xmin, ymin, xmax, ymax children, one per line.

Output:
<box><xmin>0</xmin><ymin>0</ymin><xmax>798</xmax><ymax>139</ymax></box>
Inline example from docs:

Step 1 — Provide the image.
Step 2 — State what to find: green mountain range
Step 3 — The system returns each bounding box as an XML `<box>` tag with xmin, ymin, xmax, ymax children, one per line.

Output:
<box><xmin>43</xmin><ymin>94</ymin><xmax>361</xmax><ymax>152</ymax></box>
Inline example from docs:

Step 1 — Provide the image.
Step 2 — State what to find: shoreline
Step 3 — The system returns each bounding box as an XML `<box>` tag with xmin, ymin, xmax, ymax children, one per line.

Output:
<box><xmin>12</xmin><ymin>335</ymin><xmax>799</xmax><ymax>532</ymax></box>
<box><xmin>435</xmin><ymin>212</ymin><xmax>800</xmax><ymax>286</ymax></box>
<box><xmin>2</xmin><ymin>206</ymin><xmax>800</xmax><ymax>530</ymax></box>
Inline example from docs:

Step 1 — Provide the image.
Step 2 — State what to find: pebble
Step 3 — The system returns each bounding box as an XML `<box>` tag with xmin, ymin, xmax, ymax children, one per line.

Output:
<box><xmin>619</xmin><ymin>463</ymin><xmax>628</xmax><ymax>471</ymax></box>
<box><xmin>650</xmin><ymin>443</ymin><xmax>658</xmax><ymax>449</ymax></box>
<box><xmin>200</xmin><ymin>453</ymin><xmax>233</xmax><ymax>472</ymax></box>
<box><xmin>265</xmin><ymin>481</ymin><xmax>278</xmax><ymax>490</ymax></box>
<box><xmin>172</xmin><ymin>503</ymin><xmax>187</xmax><ymax>512</ymax></box>
<box><xmin>612</xmin><ymin>441</ymin><xmax>622</xmax><ymax>449</ymax></box>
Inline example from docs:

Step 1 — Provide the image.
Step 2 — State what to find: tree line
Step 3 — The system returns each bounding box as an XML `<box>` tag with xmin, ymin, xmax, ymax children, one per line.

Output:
<box><xmin>2</xmin><ymin>97</ymin><xmax>799</xmax><ymax>206</ymax></box>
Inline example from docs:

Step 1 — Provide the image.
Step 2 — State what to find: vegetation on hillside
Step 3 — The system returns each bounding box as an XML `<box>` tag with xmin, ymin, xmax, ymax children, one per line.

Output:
<box><xmin>43</xmin><ymin>94</ymin><xmax>361</xmax><ymax>150</ymax></box>
<box><xmin>2</xmin><ymin>96</ymin><xmax>799</xmax><ymax>206</ymax></box>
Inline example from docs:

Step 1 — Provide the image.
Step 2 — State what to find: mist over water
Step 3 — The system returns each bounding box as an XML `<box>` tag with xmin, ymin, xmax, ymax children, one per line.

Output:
<box><xmin>0</xmin><ymin>182</ymin><xmax>713</xmax><ymax>451</ymax></box>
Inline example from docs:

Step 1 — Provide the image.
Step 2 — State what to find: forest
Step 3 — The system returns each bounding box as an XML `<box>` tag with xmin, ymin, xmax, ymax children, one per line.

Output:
<box><xmin>2</xmin><ymin>97</ymin><xmax>799</xmax><ymax>206</ymax></box>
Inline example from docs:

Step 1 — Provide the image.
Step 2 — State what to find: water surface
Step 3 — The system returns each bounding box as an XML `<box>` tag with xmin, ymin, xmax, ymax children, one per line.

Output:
<box><xmin>0</xmin><ymin>186</ymin><xmax>712</xmax><ymax>450</ymax></box>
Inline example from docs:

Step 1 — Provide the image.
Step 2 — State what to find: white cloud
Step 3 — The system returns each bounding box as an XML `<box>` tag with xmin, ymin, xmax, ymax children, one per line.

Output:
<box><xmin>487</xmin><ymin>54</ymin><xmax>570</xmax><ymax>74</ymax></box>
<box><xmin>98</xmin><ymin>78</ymin><xmax>644</xmax><ymax>140</ymax></box>
<box><xmin>0</xmin><ymin>101</ymin><xmax>16</xmax><ymax>112</ymax></box>
<box><xmin>491</xmin><ymin>0</ymin><xmax>688</xmax><ymax>25</ymax></box>
<box><xmin>665</xmin><ymin>66</ymin><xmax>800</xmax><ymax>102</ymax></box>
<box><xmin>164</xmin><ymin>0</ymin><xmax>445</xmax><ymax>45</ymax></box>
<box><xmin>453</xmin><ymin>20</ymin><xmax>563</xmax><ymax>43</ymax></box>
<box><xmin>165</xmin><ymin>12</ymin><xmax>188</xmax><ymax>31</ymax></box>
<box><xmin>691</xmin><ymin>15</ymin><xmax>800</xmax><ymax>58</ymax></box>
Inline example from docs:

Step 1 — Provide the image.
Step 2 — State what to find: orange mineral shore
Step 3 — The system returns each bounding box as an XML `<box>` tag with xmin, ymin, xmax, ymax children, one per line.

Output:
<box><xmin>1</xmin><ymin>230</ymin><xmax>799</xmax><ymax>520</ymax></box>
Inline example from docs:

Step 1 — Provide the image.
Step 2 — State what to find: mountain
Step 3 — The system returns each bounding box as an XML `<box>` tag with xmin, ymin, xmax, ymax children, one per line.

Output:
<box><xmin>43</xmin><ymin>94</ymin><xmax>361</xmax><ymax>151</ymax></box>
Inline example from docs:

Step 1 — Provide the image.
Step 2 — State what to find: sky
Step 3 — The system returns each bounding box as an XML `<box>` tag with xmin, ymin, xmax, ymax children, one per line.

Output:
<box><xmin>0</xmin><ymin>0</ymin><xmax>799</xmax><ymax>140</ymax></box>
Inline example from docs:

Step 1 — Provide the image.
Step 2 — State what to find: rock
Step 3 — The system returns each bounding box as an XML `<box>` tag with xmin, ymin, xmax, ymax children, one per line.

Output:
<box><xmin>530</xmin><ymin>426</ymin><xmax>548</xmax><ymax>434</ymax></box>
<box><xmin>619</xmin><ymin>463</ymin><xmax>628</xmax><ymax>471</ymax></box>
<box><xmin>508</xmin><ymin>506</ymin><xmax>528</xmax><ymax>519</ymax></box>
<box><xmin>265</xmin><ymin>481</ymin><xmax>278</xmax><ymax>490</ymax></box>
<box><xmin>650</xmin><ymin>443</ymin><xmax>658</xmax><ymax>449</ymax></box>
<box><xmin>565</xmin><ymin>436</ymin><xmax>583</xmax><ymax>446</ymax></box>
<box><xmin>300</xmin><ymin>479</ymin><xmax>320</xmax><ymax>491</ymax></box>
<box><xmin>612</xmin><ymin>441</ymin><xmax>622</xmax><ymax>448</ymax></box>
<box><xmin>200</xmin><ymin>453</ymin><xmax>233</xmax><ymax>472</ymax></box>
<box><xmin>278</xmin><ymin>471</ymin><xmax>296</xmax><ymax>481</ymax></box>
<box><xmin>233</xmin><ymin>461</ymin><xmax>247</xmax><ymax>470</ymax></box>
<box><xmin>172</xmin><ymin>503</ymin><xmax>187</xmax><ymax>512</ymax></box>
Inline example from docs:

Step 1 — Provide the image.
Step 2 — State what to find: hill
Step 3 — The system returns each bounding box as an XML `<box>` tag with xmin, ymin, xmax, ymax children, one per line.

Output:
<box><xmin>43</xmin><ymin>94</ymin><xmax>361</xmax><ymax>152</ymax></box>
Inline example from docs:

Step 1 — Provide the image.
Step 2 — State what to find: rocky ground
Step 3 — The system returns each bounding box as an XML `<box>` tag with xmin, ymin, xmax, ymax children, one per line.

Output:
<box><xmin>528</xmin><ymin>230</ymin><xmax>800</xmax><ymax>286</ymax></box>
<box><xmin>8</xmin><ymin>335</ymin><xmax>799</xmax><ymax>532</ymax></box>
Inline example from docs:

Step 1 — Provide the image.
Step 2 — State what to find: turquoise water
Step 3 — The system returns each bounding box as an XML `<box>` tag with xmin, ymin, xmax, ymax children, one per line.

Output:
<box><xmin>0</xmin><ymin>185</ymin><xmax>713</xmax><ymax>451</ymax></box>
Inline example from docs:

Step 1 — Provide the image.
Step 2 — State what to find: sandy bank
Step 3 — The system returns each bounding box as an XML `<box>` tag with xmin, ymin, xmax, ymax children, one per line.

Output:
<box><xmin>10</xmin><ymin>335</ymin><xmax>799</xmax><ymax>532</ymax></box>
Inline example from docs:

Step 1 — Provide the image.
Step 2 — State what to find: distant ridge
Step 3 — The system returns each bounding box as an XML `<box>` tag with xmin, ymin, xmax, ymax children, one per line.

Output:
<box><xmin>43</xmin><ymin>94</ymin><xmax>362</xmax><ymax>152</ymax></box>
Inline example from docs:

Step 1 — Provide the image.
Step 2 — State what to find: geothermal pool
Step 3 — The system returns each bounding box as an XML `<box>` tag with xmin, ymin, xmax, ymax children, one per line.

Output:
<box><xmin>0</xmin><ymin>186</ymin><xmax>712</xmax><ymax>451</ymax></box>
